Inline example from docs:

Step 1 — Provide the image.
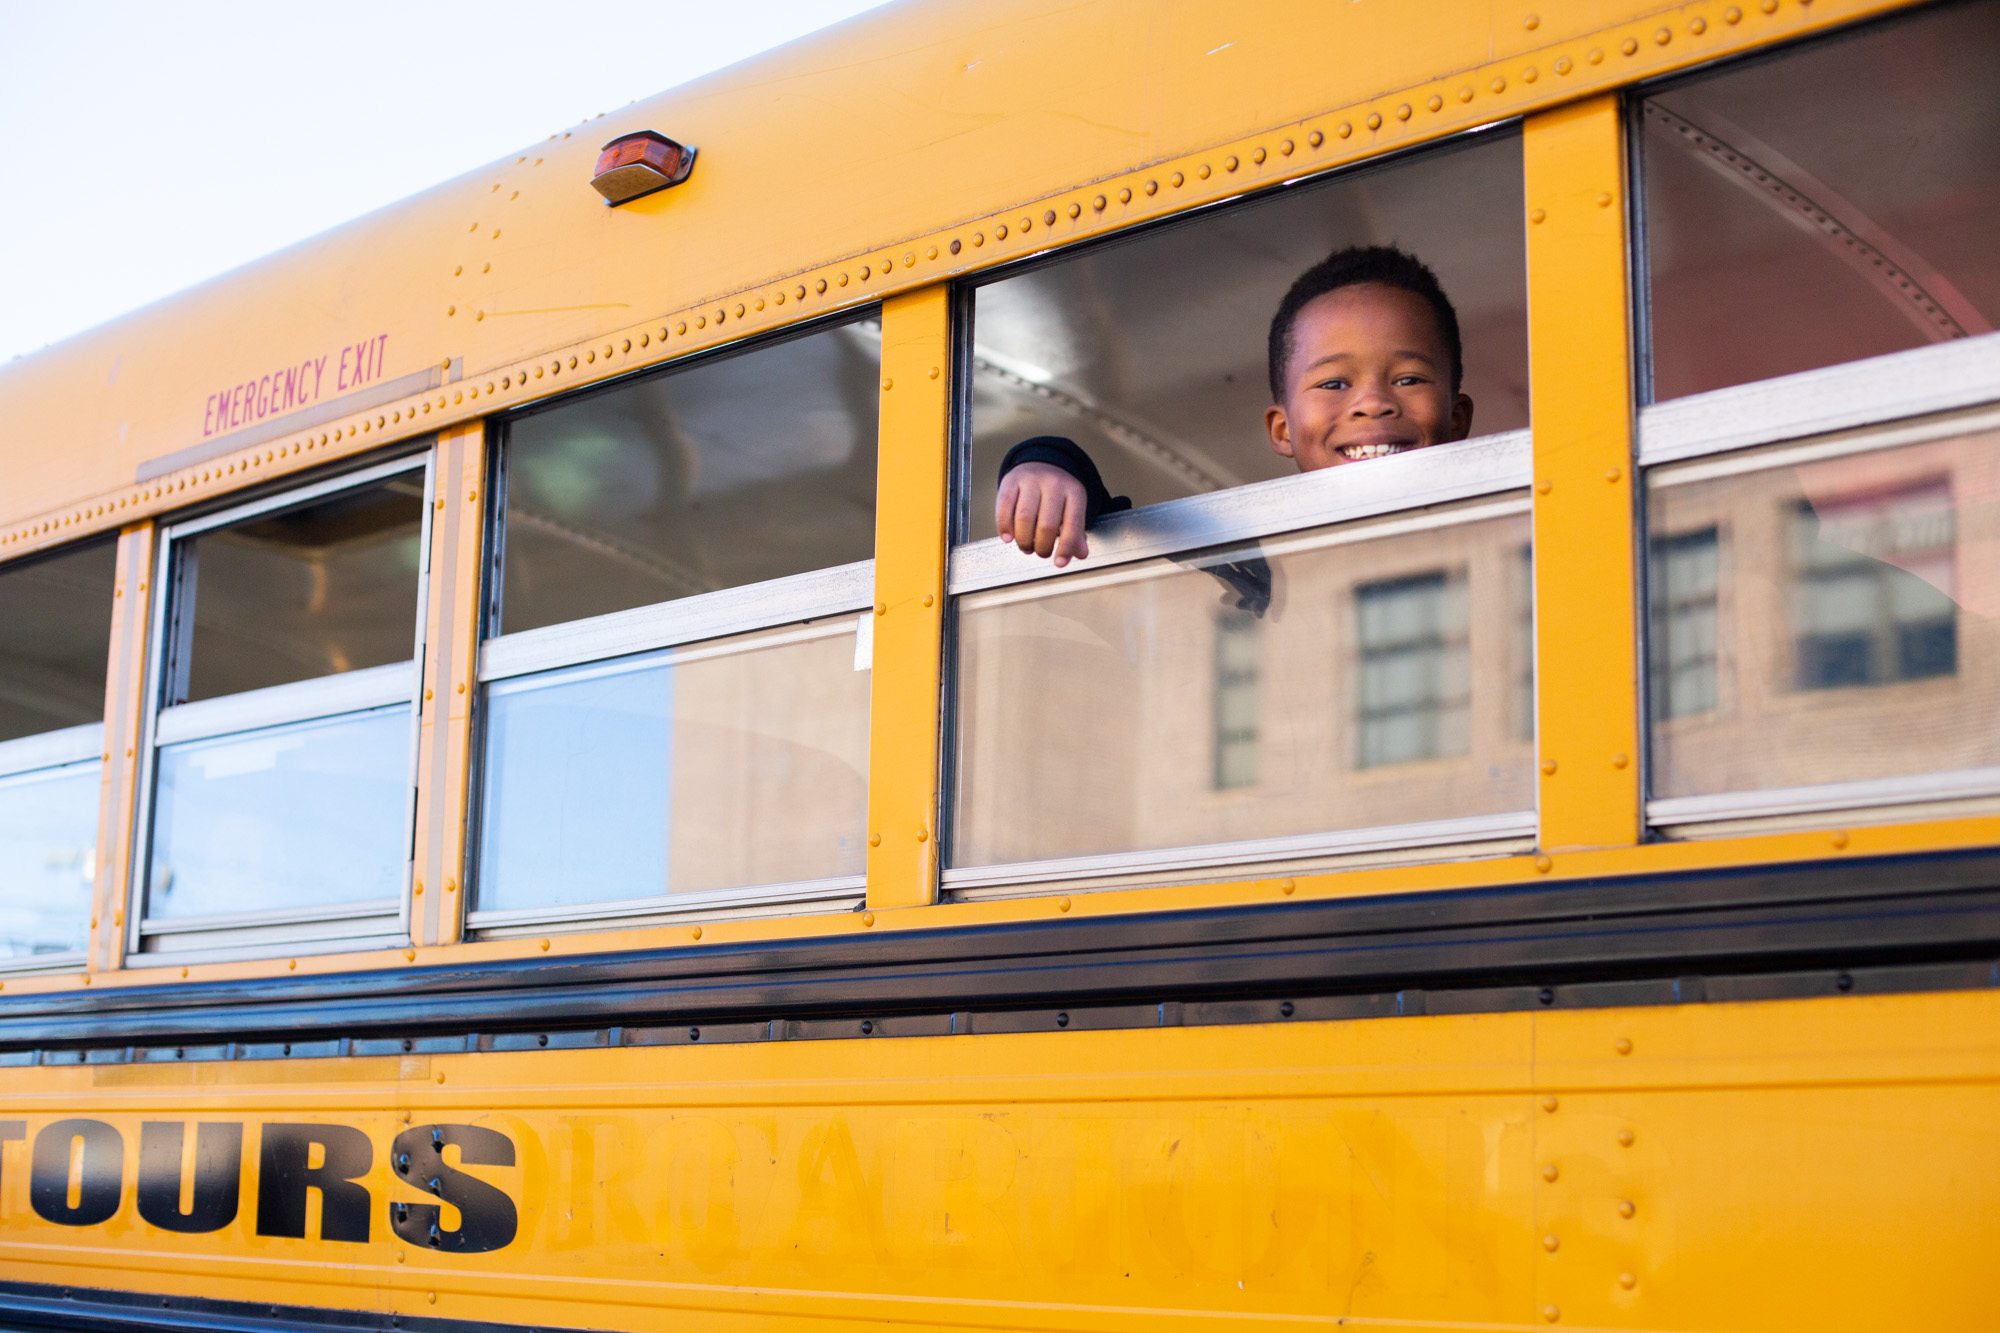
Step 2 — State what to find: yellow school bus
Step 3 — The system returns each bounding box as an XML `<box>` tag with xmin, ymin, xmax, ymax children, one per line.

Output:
<box><xmin>2</xmin><ymin>0</ymin><xmax>1997</xmax><ymax>1328</ymax></box>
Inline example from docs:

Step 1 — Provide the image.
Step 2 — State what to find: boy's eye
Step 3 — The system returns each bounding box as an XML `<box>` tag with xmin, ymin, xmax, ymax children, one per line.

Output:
<box><xmin>1315</xmin><ymin>378</ymin><xmax>1350</xmax><ymax>391</ymax></box>
<box><xmin>1393</xmin><ymin>374</ymin><xmax>1428</xmax><ymax>387</ymax></box>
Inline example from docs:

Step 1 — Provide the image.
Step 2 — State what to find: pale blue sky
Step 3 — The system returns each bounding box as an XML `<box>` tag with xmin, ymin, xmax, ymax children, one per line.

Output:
<box><xmin>0</xmin><ymin>1</ymin><xmax>887</xmax><ymax>363</ymax></box>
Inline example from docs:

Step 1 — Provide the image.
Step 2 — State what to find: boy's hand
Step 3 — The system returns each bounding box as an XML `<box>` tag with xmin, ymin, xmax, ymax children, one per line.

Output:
<box><xmin>995</xmin><ymin>462</ymin><xmax>1090</xmax><ymax>566</ymax></box>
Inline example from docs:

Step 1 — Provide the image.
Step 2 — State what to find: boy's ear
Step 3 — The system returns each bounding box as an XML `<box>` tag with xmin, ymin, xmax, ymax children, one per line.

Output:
<box><xmin>1265</xmin><ymin>404</ymin><xmax>1297</xmax><ymax>459</ymax></box>
<box><xmin>1450</xmin><ymin>393</ymin><xmax>1475</xmax><ymax>442</ymax></box>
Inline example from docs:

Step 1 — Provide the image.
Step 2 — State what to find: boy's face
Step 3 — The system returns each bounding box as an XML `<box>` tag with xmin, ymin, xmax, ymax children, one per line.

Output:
<box><xmin>1264</xmin><ymin>283</ymin><xmax>1475</xmax><ymax>471</ymax></box>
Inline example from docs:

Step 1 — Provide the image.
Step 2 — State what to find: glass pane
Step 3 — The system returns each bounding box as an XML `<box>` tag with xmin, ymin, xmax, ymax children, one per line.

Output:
<box><xmin>968</xmin><ymin>130</ymin><xmax>1527</xmax><ymax>524</ymax></box>
<box><xmin>0</xmin><ymin>541</ymin><xmax>116</xmax><ymax>743</ymax></box>
<box><xmin>146</xmin><ymin>706</ymin><xmax>410</xmax><ymax>920</ymax></box>
<box><xmin>178</xmin><ymin>474</ymin><xmax>425</xmax><ymax>703</ymax></box>
<box><xmin>1643</xmin><ymin>2</ymin><xmax>2000</xmax><ymax>401</ymax></box>
<box><xmin>0</xmin><ymin>760</ymin><xmax>98</xmax><ymax>959</ymax></box>
<box><xmin>475</xmin><ymin>618</ymin><xmax>870</xmax><ymax>913</ymax></box>
<box><xmin>951</xmin><ymin>502</ymin><xmax>1534</xmax><ymax>867</ymax></box>
<box><xmin>1648</xmin><ymin>418</ymin><xmax>2000</xmax><ymax>800</ymax></box>
<box><xmin>498</xmin><ymin>320</ymin><xmax>880</xmax><ymax>635</ymax></box>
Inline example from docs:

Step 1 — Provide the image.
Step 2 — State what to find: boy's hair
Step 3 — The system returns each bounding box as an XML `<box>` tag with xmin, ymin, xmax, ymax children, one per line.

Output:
<box><xmin>1266</xmin><ymin>244</ymin><xmax>1463</xmax><ymax>401</ymax></box>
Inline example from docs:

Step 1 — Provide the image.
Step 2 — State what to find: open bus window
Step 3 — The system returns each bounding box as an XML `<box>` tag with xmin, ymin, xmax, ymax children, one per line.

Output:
<box><xmin>134</xmin><ymin>459</ymin><xmax>428</xmax><ymax>959</ymax></box>
<box><xmin>1646</xmin><ymin>411</ymin><xmax>2000</xmax><ymax>832</ymax></box>
<box><xmin>945</xmin><ymin>131</ymin><xmax>1534</xmax><ymax>891</ymax></box>
<box><xmin>0</xmin><ymin>540</ymin><xmax>115</xmax><ymax>968</ymax></box>
<box><xmin>963</xmin><ymin>129</ymin><xmax>1527</xmax><ymax>529</ymax></box>
<box><xmin>472</xmin><ymin>318</ymin><xmax>878</xmax><ymax>932</ymax></box>
<box><xmin>1640</xmin><ymin>2</ymin><xmax>2000</xmax><ymax>403</ymax></box>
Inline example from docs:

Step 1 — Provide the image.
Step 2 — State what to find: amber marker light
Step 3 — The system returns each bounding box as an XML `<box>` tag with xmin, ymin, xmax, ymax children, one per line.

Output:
<box><xmin>590</xmin><ymin>130</ymin><xmax>696</xmax><ymax>205</ymax></box>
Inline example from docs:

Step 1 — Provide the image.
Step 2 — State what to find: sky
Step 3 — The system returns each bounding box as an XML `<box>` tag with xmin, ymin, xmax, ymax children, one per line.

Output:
<box><xmin>0</xmin><ymin>1</ymin><xmax>889</xmax><ymax>364</ymax></box>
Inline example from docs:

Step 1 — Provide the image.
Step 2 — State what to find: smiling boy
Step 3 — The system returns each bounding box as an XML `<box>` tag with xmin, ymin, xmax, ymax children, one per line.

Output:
<box><xmin>995</xmin><ymin>245</ymin><xmax>1476</xmax><ymax>566</ymax></box>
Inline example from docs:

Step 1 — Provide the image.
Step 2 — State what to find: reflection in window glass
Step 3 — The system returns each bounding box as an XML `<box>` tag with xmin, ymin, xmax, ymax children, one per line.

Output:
<box><xmin>1212</xmin><ymin>611</ymin><xmax>1259</xmax><ymax>791</ymax></box>
<box><xmin>951</xmin><ymin>502</ymin><xmax>1533</xmax><ymax>868</ymax></box>
<box><xmin>177</xmin><ymin>476</ymin><xmax>425</xmax><ymax>703</ymax></box>
<box><xmin>474</xmin><ymin>618</ymin><xmax>869</xmax><ymax>914</ymax></box>
<box><xmin>967</xmin><ymin>131</ymin><xmax>1527</xmax><ymax>525</ymax></box>
<box><xmin>1648</xmin><ymin>417</ymin><xmax>2000</xmax><ymax>802</ymax></box>
<box><xmin>146</xmin><ymin>707</ymin><xmax>411</xmax><ymax>920</ymax></box>
<box><xmin>1791</xmin><ymin>489</ymin><xmax>1956</xmax><ymax>690</ymax></box>
<box><xmin>1356</xmin><ymin>571</ymin><xmax>1470</xmax><ymax>769</ymax></box>
<box><xmin>1650</xmin><ymin>528</ymin><xmax>1721</xmax><ymax>721</ymax></box>
<box><xmin>0</xmin><ymin>760</ymin><xmax>98</xmax><ymax>958</ymax></box>
<box><xmin>1513</xmin><ymin>545</ymin><xmax>1536</xmax><ymax>741</ymax></box>
<box><xmin>1643</xmin><ymin>2</ymin><xmax>2000</xmax><ymax>401</ymax></box>
<box><xmin>497</xmin><ymin>320</ymin><xmax>880</xmax><ymax>635</ymax></box>
<box><xmin>0</xmin><ymin>541</ymin><xmax>116</xmax><ymax>743</ymax></box>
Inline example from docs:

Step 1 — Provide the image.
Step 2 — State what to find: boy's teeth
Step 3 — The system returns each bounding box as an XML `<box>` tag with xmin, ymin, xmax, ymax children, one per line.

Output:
<box><xmin>1339</xmin><ymin>442</ymin><xmax>1406</xmax><ymax>460</ymax></box>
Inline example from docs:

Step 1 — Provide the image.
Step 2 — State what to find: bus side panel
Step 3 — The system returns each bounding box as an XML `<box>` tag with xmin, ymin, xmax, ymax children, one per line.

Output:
<box><xmin>0</xmin><ymin>990</ymin><xmax>1993</xmax><ymax>1332</ymax></box>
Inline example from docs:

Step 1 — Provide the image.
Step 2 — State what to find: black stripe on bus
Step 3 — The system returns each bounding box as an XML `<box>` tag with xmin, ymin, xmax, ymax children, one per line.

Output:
<box><xmin>0</xmin><ymin>1279</ymin><xmax>576</xmax><ymax>1333</ymax></box>
<box><xmin>2</xmin><ymin>846</ymin><xmax>1998</xmax><ymax>1052</ymax></box>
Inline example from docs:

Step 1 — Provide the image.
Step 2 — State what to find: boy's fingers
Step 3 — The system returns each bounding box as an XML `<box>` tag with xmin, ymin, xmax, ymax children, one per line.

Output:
<box><xmin>1032</xmin><ymin>486</ymin><xmax>1068</xmax><ymax>559</ymax></box>
<box><xmin>1010</xmin><ymin>486</ymin><xmax>1044</xmax><ymax>555</ymax></box>
<box><xmin>994</xmin><ymin>476</ymin><xmax>1020</xmax><ymax>542</ymax></box>
<box><xmin>1055</xmin><ymin>480</ymin><xmax>1088</xmax><ymax>564</ymax></box>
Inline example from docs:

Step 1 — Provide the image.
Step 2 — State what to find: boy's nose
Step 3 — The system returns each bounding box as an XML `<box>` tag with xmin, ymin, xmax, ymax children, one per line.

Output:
<box><xmin>1348</xmin><ymin>385</ymin><xmax>1397</xmax><ymax>416</ymax></box>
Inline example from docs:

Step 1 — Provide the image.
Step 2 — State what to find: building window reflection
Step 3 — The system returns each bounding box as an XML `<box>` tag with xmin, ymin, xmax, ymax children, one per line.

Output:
<box><xmin>1791</xmin><ymin>486</ymin><xmax>1957</xmax><ymax>692</ymax></box>
<box><xmin>1211</xmin><ymin>609</ymin><xmax>1259</xmax><ymax>791</ymax></box>
<box><xmin>1650</xmin><ymin>527</ymin><xmax>1720</xmax><ymax>720</ymax></box>
<box><xmin>1355</xmin><ymin>570</ymin><xmax>1470</xmax><ymax>769</ymax></box>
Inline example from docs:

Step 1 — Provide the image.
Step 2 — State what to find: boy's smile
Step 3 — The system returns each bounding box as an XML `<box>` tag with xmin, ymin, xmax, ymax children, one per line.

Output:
<box><xmin>1263</xmin><ymin>283</ymin><xmax>1474</xmax><ymax>471</ymax></box>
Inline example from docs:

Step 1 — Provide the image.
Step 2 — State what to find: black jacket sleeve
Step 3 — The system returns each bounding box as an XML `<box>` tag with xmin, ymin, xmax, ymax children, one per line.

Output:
<box><xmin>997</xmin><ymin>436</ymin><xmax>1133</xmax><ymax>526</ymax></box>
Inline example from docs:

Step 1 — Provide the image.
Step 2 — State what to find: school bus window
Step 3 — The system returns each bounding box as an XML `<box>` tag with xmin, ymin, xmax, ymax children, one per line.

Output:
<box><xmin>1645</xmin><ymin>412</ymin><xmax>2000</xmax><ymax>831</ymax></box>
<box><xmin>965</xmin><ymin>129</ymin><xmax>1528</xmax><ymax>536</ymax></box>
<box><xmin>132</xmin><ymin>457</ymin><xmax>429</xmax><ymax>960</ymax></box>
<box><xmin>495</xmin><ymin>319</ymin><xmax>879</xmax><ymax>634</ymax></box>
<box><xmin>1636</xmin><ymin>5</ymin><xmax>2000</xmax><ymax>836</ymax></box>
<box><xmin>949</xmin><ymin>500</ymin><xmax>1535</xmax><ymax>882</ymax></box>
<box><xmin>0</xmin><ymin>539</ymin><xmax>115</xmax><ymax>969</ymax></box>
<box><xmin>944</xmin><ymin>131</ymin><xmax>1533</xmax><ymax>891</ymax></box>
<box><xmin>472</xmin><ymin>318</ymin><xmax>879</xmax><ymax>932</ymax></box>
<box><xmin>1640</xmin><ymin>2</ymin><xmax>2000</xmax><ymax>404</ymax></box>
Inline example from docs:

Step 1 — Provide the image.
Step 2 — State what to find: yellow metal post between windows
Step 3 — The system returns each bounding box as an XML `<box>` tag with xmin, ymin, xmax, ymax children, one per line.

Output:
<box><xmin>1524</xmin><ymin>95</ymin><xmax>1642</xmax><ymax>852</ymax></box>
<box><xmin>87</xmin><ymin>522</ymin><xmax>156</xmax><ymax>974</ymax></box>
<box><xmin>867</xmin><ymin>287</ymin><xmax>952</xmax><ymax>909</ymax></box>
<box><xmin>411</xmin><ymin>422</ymin><xmax>490</xmax><ymax>947</ymax></box>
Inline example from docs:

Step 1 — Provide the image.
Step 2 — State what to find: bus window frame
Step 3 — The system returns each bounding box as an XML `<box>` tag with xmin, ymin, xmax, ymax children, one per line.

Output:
<box><xmin>0</xmin><ymin>531</ymin><xmax>120</xmax><ymax>974</ymax></box>
<box><xmin>1628</xmin><ymin>12</ymin><xmax>2000</xmax><ymax>837</ymax></box>
<box><xmin>124</xmin><ymin>447</ymin><xmax>435</xmax><ymax>966</ymax></box>
<box><xmin>1627</xmin><ymin>3</ymin><xmax>1998</xmax><ymax>414</ymax></box>
<box><xmin>1639</xmin><ymin>399</ymin><xmax>2000</xmax><ymax>835</ymax></box>
<box><xmin>938</xmin><ymin>123</ymin><xmax>1542</xmax><ymax>891</ymax></box>
<box><xmin>944</xmin><ymin>120</ymin><xmax>1526</xmax><ymax>549</ymax></box>
<box><xmin>1636</xmin><ymin>334</ymin><xmax>2000</xmax><ymax>470</ymax></box>
<box><xmin>465</xmin><ymin>308</ymin><xmax>884</xmax><ymax>937</ymax></box>
<box><xmin>0</xmin><ymin>726</ymin><xmax>102</xmax><ymax>976</ymax></box>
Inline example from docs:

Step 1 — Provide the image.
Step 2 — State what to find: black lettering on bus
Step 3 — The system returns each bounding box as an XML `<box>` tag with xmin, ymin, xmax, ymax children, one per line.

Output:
<box><xmin>256</xmin><ymin>1123</ymin><xmax>372</xmax><ymax>1243</ymax></box>
<box><xmin>30</xmin><ymin>1119</ymin><xmax>123</xmax><ymax>1227</ymax></box>
<box><xmin>389</xmin><ymin>1124</ymin><xmax>518</xmax><ymax>1254</ymax></box>
<box><xmin>137</xmin><ymin>1121</ymin><xmax>243</xmax><ymax>1234</ymax></box>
